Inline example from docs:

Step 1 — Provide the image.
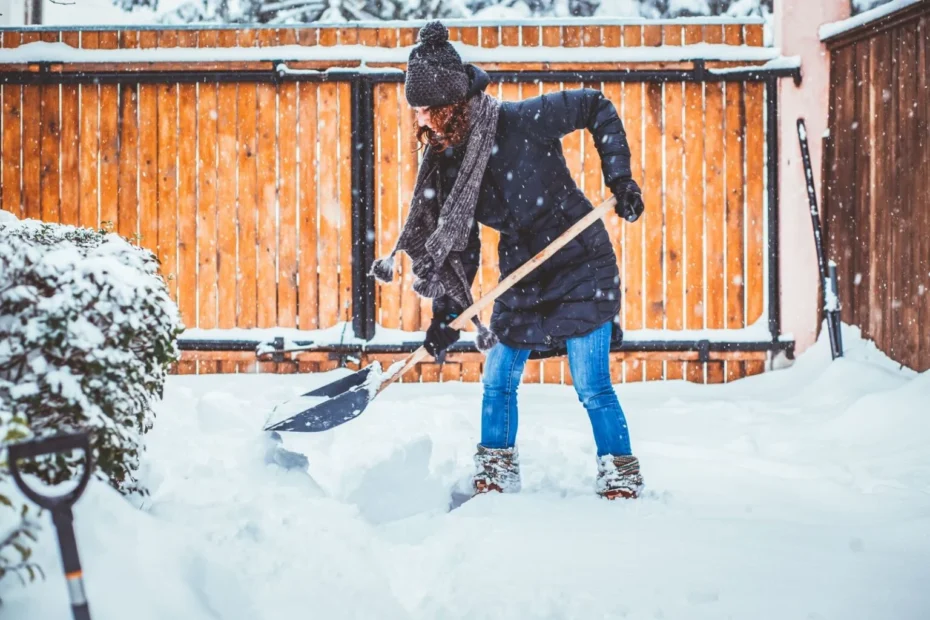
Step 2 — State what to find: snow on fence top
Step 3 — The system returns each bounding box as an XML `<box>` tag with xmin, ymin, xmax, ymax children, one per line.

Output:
<box><xmin>0</xmin><ymin>16</ymin><xmax>766</xmax><ymax>33</ymax></box>
<box><xmin>819</xmin><ymin>0</ymin><xmax>925</xmax><ymax>41</ymax></box>
<box><xmin>0</xmin><ymin>41</ymin><xmax>786</xmax><ymax>65</ymax></box>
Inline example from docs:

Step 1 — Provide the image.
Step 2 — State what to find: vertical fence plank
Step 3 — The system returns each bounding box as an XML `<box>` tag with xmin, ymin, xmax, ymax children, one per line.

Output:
<box><xmin>256</xmin><ymin>57</ymin><xmax>278</xmax><ymax>329</ymax></box>
<box><xmin>897</xmin><ymin>25</ymin><xmax>919</xmax><ymax>367</ymax></box>
<box><xmin>542</xmin><ymin>25</ymin><xmax>560</xmax><ymax>47</ymax></box>
<box><xmin>117</xmin><ymin>30</ymin><xmax>140</xmax><ymax>242</ymax></box>
<box><xmin>562</xmin><ymin>80</ymin><xmax>583</xmax><ymax>202</ymax></box>
<box><xmin>602</xmin><ymin>83</ymin><xmax>624</xmax><ymax>331</ymax></box>
<box><xmin>665</xmin><ymin>27</ymin><xmax>686</xmax><ymax>343</ymax></box>
<box><xmin>828</xmin><ymin>48</ymin><xmax>855</xmax><ymax>335</ymax></box>
<box><xmin>867</xmin><ymin>32</ymin><xmax>891</xmax><ymax>352</ymax></box>
<box><xmin>521</xmin><ymin>25</ymin><xmax>540</xmax><ymax>47</ymax></box>
<box><xmin>398</xmin><ymin>92</ymin><xmax>422</xmax><ymax>332</ymax></box>
<box><xmin>706</xmin><ymin>361</ymin><xmax>724</xmax><ymax>384</ymax></box>
<box><xmin>236</xmin><ymin>30</ymin><xmax>258</xmax><ymax>329</ymax></box>
<box><xmin>40</xmin><ymin>32</ymin><xmax>61</xmax><ymax>224</ymax></box>
<box><xmin>724</xmin><ymin>28</ymin><xmax>746</xmax><ymax>333</ymax></box>
<box><xmin>117</xmin><ymin>78</ymin><xmax>139</xmax><ymax>241</ymax></box>
<box><xmin>745</xmin><ymin>80</ymin><xmax>765</xmax><ymax>326</ymax></box>
<box><xmin>177</xmin><ymin>31</ymin><xmax>199</xmax><ymax>329</ymax></box>
<box><xmin>2</xmin><ymin>33</ymin><xmax>23</xmax><ymax>219</ymax></box>
<box><xmin>480</xmin><ymin>25</ymin><xmax>500</xmax><ymax>48</ymax></box>
<box><xmin>98</xmin><ymin>31</ymin><xmax>119</xmax><ymax>232</ymax></box>
<box><xmin>137</xmin><ymin>31</ymin><xmax>158</xmax><ymax>254</ymax></box>
<box><xmin>919</xmin><ymin>17</ymin><xmax>929</xmax><ymax>369</ymax></box>
<box><xmin>582</xmin><ymin>25</ymin><xmax>601</xmax><ymax>47</ymax></box>
<box><xmin>745</xmin><ymin>10</ymin><xmax>766</xmax><ymax>331</ymax></box>
<box><xmin>683</xmin><ymin>25</ymin><xmax>705</xmax><ymax>334</ymax></box>
<box><xmin>197</xmin><ymin>34</ymin><xmax>219</xmax><ymax>331</ymax></box>
<box><xmin>703</xmin><ymin>24</ymin><xmax>725</xmax><ymax>332</ymax></box>
<box><xmin>724</xmin><ymin>77</ymin><xmax>746</xmax><ymax>331</ymax></box>
<box><xmin>726</xmin><ymin>360</ymin><xmax>745</xmax><ymax>382</ymax></box>
<box><xmin>543</xmin><ymin>359</ymin><xmax>562</xmax><ymax>384</ymax></box>
<box><xmin>621</xmin><ymin>25</ymin><xmax>644</xmax><ymax>382</ymax></box>
<box><xmin>501</xmin><ymin>25</ymin><xmax>519</xmax><ymax>46</ymax></box>
<box><xmin>22</xmin><ymin>36</ymin><xmax>41</xmax><ymax>223</ymax></box>
<box><xmin>338</xmin><ymin>83</ymin><xmax>354</xmax><ymax>325</ymax></box>
<box><xmin>460</xmin><ymin>26</ymin><xmax>479</xmax><ymax>46</ymax></box>
<box><xmin>297</xmin><ymin>82</ymin><xmax>319</xmax><ymax>330</ymax></box>
<box><xmin>852</xmin><ymin>41</ymin><xmax>872</xmax><ymax>335</ymax></box>
<box><xmin>523</xmin><ymin>360</ymin><xmax>541</xmax><ymax>384</ymax></box>
<box><xmin>562</xmin><ymin>25</ymin><xmax>581</xmax><ymax>48</ymax></box>
<box><xmin>376</xmin><ymin>83</ymin><xmax>401</xmax><ymax>329</ymax></box>
<box><xmin>156</xmin><ymin>30</ymin><xmax>179</xmax><ymax>302</ymax></box>
<box><xmin>278</xmin><ymin>73</ymin><xmax>299</xmax><ymax>328</ymax></box>
<box><xmin>58</xmin><ymin>32</ymin><xmax>80</xmax><ymax>227</ymax></box>
<box><xmin>339</xmin><ymin>26</ymin><xmax>359</xmax><ymax>46</ymax></box>
<box><xmin>317</xmin><ymin>82</ymin><xmax>340</xmax><ymax>327</ymax></box>
<box><xmin>643</xmin><ymin>69</ymin><xmax>664</xmax><ymax>381</ymax></box>
<box><xmin>215</xmin><ymin>29</ymin><xmax>238</xmax><ymax>330</ymax></box>
<box><xmin>78</xmin><ymin>32</ymin><xmax>100</xmax><ymax>229</ymax></box>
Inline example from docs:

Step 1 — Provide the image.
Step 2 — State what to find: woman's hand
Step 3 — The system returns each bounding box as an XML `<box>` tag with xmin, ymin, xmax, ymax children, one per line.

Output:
<box><xmin>610</xmin><ymin>178</ymin><xmax>644</xmax><ymax>223</ymax></box>
<box><xmin>424</xmin><ymin>311</ymin><xmax>461</xmax><ymax>362</ymax></box>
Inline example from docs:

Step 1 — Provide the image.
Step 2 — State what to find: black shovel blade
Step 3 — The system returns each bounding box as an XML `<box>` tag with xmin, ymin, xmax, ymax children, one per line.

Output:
<box><xmin>302</xmin><ymin>366</ymin><xmax>373</xmax><ymax>398</ymax></box>
<box><xmin>264</xmin><ymin>384</ymin><xmax>374</xmax><ymax>433</ymax></box>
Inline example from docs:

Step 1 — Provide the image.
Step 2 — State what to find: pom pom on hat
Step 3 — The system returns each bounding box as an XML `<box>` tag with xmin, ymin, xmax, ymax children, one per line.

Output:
<box><xmin>418</xmin><ymin>21</ymin><xmax>449</xmax><ymax>45</ymax></box>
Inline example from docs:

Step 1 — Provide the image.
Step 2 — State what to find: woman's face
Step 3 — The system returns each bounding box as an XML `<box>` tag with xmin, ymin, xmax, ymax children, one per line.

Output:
<box><xmin>414</xmin><ymin>106</ymin><xmax>437</xmax><ymax>131</ymax></box>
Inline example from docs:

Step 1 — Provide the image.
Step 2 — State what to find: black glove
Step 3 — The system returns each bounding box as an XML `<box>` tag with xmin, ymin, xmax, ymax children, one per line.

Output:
<box><xmin>610</xmin><ymin>177</ymin><xmax>644</xmax><ymax>223</ymax></box>
<box><xmin>424</xmin><ymin>310</ymin><xmax>461</xmax><ymax>363</ymax></box>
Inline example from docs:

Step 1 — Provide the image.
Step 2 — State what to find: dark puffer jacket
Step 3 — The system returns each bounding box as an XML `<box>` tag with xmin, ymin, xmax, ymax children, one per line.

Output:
<box><xmin>432</xmin><ymin>65</ymin><xmax>634</xmax><ymax>354</ymax></box>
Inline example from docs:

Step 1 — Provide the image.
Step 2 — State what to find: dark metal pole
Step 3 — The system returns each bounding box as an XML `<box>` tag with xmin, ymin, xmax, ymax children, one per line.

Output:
<box><xmin>765</xmin><ymin>76</ymin><xmax>781</xmax><ymax>346</ymax></box>
<box><xmin>25</xmin><ymin>0</ymin><xmax>43</xmax><ymax>25</ymax></box>
<box><xmin>350</xmin><ymin>76</ymin><xmax>376</xmax><ymax>340</ymax></box>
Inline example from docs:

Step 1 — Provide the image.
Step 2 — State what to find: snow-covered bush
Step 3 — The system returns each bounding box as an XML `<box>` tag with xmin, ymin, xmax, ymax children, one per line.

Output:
<box><xmin>0</xmin><ymin>217</ymin><xmax>183</xmax><ymax>594</ymax></box>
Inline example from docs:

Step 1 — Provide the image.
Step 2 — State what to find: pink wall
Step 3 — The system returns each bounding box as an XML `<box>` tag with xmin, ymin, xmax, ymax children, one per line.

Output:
<box><xmin>774</xmin><ymin>0</ymin><xmax>851</xmax><ymax>356</ymax></box>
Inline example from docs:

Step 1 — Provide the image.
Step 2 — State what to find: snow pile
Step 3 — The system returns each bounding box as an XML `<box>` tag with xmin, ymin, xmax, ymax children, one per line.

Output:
<box><xmin>0</xmin><ymin>217</ymin><xmax>183</xmax><ymax>598</ymax></box>
<box><xmin>4</xmin><ymin>323</ymin><xmax>929</xmax><ymax>618</ymax></box>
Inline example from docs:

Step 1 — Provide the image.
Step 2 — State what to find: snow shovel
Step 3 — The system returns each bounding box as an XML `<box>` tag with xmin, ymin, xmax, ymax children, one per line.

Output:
<box><xmin>8</xmin><ymin>431</ymin><xmax>94</xmax><ymax>620</ymax></box>
<box><xmin>263</xmin><ymin>194</ymin><xmax>620</xmax><ymax>433</ymax></box>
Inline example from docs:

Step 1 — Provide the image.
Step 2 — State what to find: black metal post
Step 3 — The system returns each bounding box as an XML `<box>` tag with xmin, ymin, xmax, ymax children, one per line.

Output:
<box><xmin>765</xmin><ymin>76</ymin><xmax>782</xmax><ymax>347</ymax></box>
<box><xmin>351</xmin><ymin>76</ymin><xmax>376</xmax><ymax>341</ymax></box>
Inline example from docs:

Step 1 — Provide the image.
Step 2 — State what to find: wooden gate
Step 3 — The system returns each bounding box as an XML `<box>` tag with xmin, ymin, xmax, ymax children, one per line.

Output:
<box><xmin>821</xmin><ymin>1</ymin><xmax>930</xmax><ymax>372</ymax></box>
<box><xmin>0</xmin><ymin>20</ymin><xmax>798</xmax><ymax>382</ymax></box>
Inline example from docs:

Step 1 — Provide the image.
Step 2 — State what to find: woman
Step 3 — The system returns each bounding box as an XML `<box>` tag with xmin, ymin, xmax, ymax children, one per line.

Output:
<box><xmin>371</xmin><ymin>21</ymin><xmax>646</xmax><ymax>500</ymax></box>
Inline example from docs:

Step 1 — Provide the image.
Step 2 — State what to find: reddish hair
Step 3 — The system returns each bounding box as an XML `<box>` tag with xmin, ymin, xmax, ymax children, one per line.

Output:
<box><xmin>416</xmin><ymin>99</ymin><xmax>471</xmax><ymax>150</ymax></box>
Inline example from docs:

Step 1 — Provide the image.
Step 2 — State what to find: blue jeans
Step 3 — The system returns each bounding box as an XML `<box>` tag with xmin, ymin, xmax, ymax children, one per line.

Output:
<box><xmin>480</xmin><ymin>320</ymin><xmax>632</xmax><ymax>457</ymax></box>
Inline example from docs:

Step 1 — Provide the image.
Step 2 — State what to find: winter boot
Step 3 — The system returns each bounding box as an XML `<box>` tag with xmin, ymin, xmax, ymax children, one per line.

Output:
<box><xmin>595</xmin><ymin>454</ymin><xmax>644</xmax><ymax>500</ymax></box>
<box><xmin>472</xmin><ymin>444</ymin><xmax>521</xmax><ymax>495</ymax></box>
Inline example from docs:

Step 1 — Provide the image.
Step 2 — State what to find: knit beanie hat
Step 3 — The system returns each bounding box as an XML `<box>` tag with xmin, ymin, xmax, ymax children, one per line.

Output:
<box><xmin>405</xmin><ymin>21</ymin><xmax>470</xmax><ymax>108</ymax></box>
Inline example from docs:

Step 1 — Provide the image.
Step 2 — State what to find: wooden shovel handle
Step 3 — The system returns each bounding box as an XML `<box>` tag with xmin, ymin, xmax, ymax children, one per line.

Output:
<box><xmin>376</xmin><ymin>195</ymin><xmax>618</xmax><ymax>394</ymax></box>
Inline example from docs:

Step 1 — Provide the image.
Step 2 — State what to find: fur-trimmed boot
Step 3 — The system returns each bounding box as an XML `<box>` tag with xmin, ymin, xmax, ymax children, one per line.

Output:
<box><xmin>595</xmin><ymin>454</ymin><xmax>644</xmax><ymax>500</ymax></box>
<box><xmin>473</xmin><ymin>444</ymin><xmax>521</xmax><ymax>494</ymax></box>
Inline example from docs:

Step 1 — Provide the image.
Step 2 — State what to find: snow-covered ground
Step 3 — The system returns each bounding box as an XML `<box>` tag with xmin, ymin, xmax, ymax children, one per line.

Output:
<box><xmin>4</xmin><ymin>324</ymin><xmax>929</xmax><ymax>619</ymax></box>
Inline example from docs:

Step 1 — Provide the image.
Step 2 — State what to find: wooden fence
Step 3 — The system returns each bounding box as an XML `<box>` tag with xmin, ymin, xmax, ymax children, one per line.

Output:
<box><xmin>822</xmin><ymin>1</ymin><xmax>930</xmax><ymax>372</ymax></box>
<box><xmin>0</xmin><ymin>19</ymin><xmax>798</xmax><ymax>383</ymax></box>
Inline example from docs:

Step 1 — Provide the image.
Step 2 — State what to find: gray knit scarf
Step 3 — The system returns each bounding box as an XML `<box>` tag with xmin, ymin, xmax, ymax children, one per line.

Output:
<box><xmin>370</xmin><ymin>91</ymin><xmax>501</xmax><ymax>352</ymax></box>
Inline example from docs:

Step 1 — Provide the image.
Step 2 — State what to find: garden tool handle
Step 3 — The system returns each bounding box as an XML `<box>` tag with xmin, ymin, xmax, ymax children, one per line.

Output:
<box><xmin>376</xmin><ymin>196</ymin><xmax>618</xmax><ymax>394</ymax></box>
<box><xmin>7</xmin><ymin>431</ymin><xmax>94</xmax><ymax>510</ymax></box>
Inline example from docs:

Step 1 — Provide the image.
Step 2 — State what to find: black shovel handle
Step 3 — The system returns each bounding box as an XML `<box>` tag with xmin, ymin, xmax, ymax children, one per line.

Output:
<box><xmin>7</xmin><ymin>431</ymin><xmax>93</xmax><ymax>510</ymax></box>
<box><xmin>6</xmin><ymin>431</ymin><xmax>94</xmax><ymax>620</ymax></box>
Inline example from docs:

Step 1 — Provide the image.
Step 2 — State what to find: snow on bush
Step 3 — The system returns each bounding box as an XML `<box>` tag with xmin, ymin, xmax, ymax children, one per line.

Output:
<box><xmin>0</xmin><ymin>217</ymin><xmax>183</xmax><ymax>595</ymax></box>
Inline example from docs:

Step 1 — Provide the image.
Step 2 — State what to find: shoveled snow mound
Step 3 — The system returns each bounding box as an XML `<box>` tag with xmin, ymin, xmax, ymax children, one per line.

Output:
<box><xmin>4</xmin><ymin>324</ymin><xmax>929</xmax><ymax>619</ymax></box>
